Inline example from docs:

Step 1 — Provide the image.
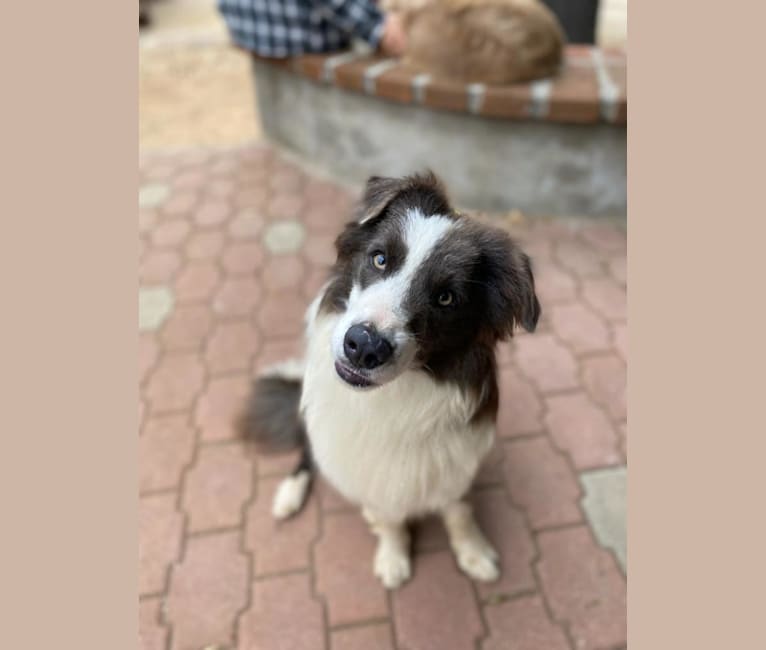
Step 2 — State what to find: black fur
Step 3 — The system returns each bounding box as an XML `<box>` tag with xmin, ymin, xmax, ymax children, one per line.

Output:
<box><xmin>318</xmin><ymin>172</ymin><xmax>540</xmax><ymax>426</ymax></box>
<box><xmin>237</xmin><ymin>376</ymin><xmax>306</xmax><ymax>453</ymax></box>
<box><xmin>248</xmin><ymin>172</ymin><xmax>539</xmax><ymax>462</ymax></box>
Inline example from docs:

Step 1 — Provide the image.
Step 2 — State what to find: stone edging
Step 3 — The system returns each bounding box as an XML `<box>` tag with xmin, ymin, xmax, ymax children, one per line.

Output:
<box><xmin>252</xmin><ymin>44</ymin><xmax>626</xmax><ymax>126</ymax></box>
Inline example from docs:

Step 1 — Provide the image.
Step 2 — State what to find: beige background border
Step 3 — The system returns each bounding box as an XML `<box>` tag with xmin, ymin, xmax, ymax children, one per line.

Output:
<box><xmin>1</xmin><ymin>1</ymin><xmax>135</xmax><ymax>649</ymax></box>
<box><xmin>629</xmin><ymin>0</ymin><xmax>766</xmax><ymax>648</ymax></box>
<box><xmin>1</xmin><ymin>0</ymin><xmax>765</xmax><ymax>648</ymax></box>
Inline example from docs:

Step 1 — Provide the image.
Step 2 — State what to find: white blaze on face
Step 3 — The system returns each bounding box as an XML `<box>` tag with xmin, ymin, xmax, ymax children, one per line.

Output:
<box><xmin>331</xmin><ymin>209</ymin><xmax>456</xmax><ymax>376</ymax></box>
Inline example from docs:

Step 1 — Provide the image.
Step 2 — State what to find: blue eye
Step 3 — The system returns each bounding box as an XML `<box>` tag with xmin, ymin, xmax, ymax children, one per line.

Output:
<box><xmin>437</xmin><ymin>291</ymin><xmax>454</xmax><ymax>306</ymax></box>
<box><xmin>372</xmin><ymin>252</ymin><xmax>387</xmax><ymax>270</ymax></box>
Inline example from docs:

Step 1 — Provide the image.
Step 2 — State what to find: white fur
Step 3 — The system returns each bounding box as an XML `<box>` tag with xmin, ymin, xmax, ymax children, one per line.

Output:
<box><xmin>272</xmin><ymin>470</ymin><xmax>311</xmax><ymax>520</ymax></box>
<box><xmin>442</xmin><ymin>501</ymin><xmax>499</xmax><ymax>582</ymax></box>
<box><xmin>275</xmin><ymin>209</ymin><xmax>499</xmax><ymax>587</ymax></box>
<box><xmin>365</xmin><ymin>508</ymin><xmax>412</xmax><ymax>588</ymax></box>
<box><xmin>302</xmin><ymin>312</ymin><xmax>494</xmax><ymax>522</ymax></box>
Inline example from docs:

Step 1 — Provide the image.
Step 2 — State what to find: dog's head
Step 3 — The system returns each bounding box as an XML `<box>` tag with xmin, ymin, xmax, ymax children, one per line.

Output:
<box><xmin>321</xmin><ymin>172</ymin><xmax>540</xmax><ymax>390</ymax></box>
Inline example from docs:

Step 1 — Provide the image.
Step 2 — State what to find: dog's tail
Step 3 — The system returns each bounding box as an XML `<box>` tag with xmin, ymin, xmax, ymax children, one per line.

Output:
<box><xmin>237</xmin><ymin>359</ymin><xmax>306</xmax><ymax>452</ymax></box>
<box><xmin>238</xmin><ymin>360</ymin><xmax>314</xmax><ymax>520</ymax></box>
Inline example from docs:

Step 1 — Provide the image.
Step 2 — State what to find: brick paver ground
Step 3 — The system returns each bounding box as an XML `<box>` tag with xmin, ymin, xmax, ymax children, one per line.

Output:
<box><xmin>139</xmin><ymin>143</ymin><xmax>627</xmax><ymax>650</ymax></box>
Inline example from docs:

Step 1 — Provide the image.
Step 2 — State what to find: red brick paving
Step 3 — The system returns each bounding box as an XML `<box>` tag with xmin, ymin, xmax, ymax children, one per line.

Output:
<box><xmin>548</xmin><ymin>302</ymin><xmax>611</xmax><ymax>354</ymax></box>
<box><xmin>470</xmin><ymin>489</ymin><xmax>537</xmax><ymax>600</ymax></box>
<box><xmin>160</xmin><ymin>303</ymin><xmax>214</xmax><ymax>352</ymax></box>
<box><xmin>182</xmin><ymin>444</ymin><xmax>253</xmax><ymax>533</ymax></box>
<box><xmin>140</xmin><ymin>493</ymin><xmax>183</xmax><ymax>596</ymax></box>
<box><xmin>331</xmin><ymin>622</ymin><xmax>395</xmax><ymax>650</ymax></box>
<box><xmin>165</xmin><ymin>530</ymin><xmax>249</xmax><ymax>650</ymax></box>
<box><xmin>496</xmin><ymin>365</ymin><xmax>544</xmax><ymax>437</ymax></box>
<box><xmin>315</xmin><ymin>511</ymin><xmax>389</xmax><ymax>626</ymax></box>
<box><xmin>194</xmin><ymin>373</ymin><xmax>252</xmax><ymax>443</ymax></box>
<box><xmin>545</xmin><ymin>392</ymin><xmax>622</xmax><ymax>470</ymax></box>
<box><xmin>145</xmin><ymin>353</ymin><xmax>205</xmax><ymax>414</ymax></box>
<box><xmin>246</xmin><ymin>476</ymin><xmax>319</xmax><ymax>576</ymax></box>
<box><xmin>536</xmin><ymin>526</ymin><xmax>627</xmax><ymax>650</ymax></box>
<box><xmin>582</xmin><ymin>354</ymin><xmax>627</xmax><ymax>421</ymax></box>
<box><xmin>140</xmin><ymin>414</ymin><xmax>196</xmax><ymax>493</ymax></box>
<box><xmin>139</xmin><ymin>144</ymin><xmax>626</xmax><ymax>650</ymax></box>
<box><xmin>503</xmin><ymin>436</ymin><xmax>583</xmax><ymax>530</ymax></box>
<box><xmin>239</xmin><ymin>573</ymin><xmax>325</xmax><ymax>650</ymax></box>
<box><xmin>139</xmin><ymin>597</ymin><xmax>168</xmax><ymax>650</ymax></box>
<box><xmin>483</xmin><ymin>595</ymin><xmax>570</xmax><ymax>650</ymax></box>
<box><xmin>392</xmin><ymin>551</ymin><xmax>485</xmax><ymax>650</ymax></box>
<box><xmin>204</xmin><ymin>319</ymin><xmax>260</xmax><ymax>374</ymax></box>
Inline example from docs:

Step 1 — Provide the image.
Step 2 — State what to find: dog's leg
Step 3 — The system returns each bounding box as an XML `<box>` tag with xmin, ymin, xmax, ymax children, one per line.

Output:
<box><xmin>363</xmin><ymin>508</ymin><xmax>412</xmax><ymax>589</ymax></box>
<box><xmin>272</xmin><ymin>445</ymin><xmax>313</xmax><ymax>520</ymax></box>
<box><xmin>441</xmin><ymin>500</ymin><xmax>499</xmax><ymax>582</ymax></box>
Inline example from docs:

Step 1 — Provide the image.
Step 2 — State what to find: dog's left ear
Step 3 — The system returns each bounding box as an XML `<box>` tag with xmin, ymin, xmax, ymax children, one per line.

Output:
<box><xmin>356</xmin><ymin>176</ymin><xmax>406</xmax><ymax>225</ymax></box>
<box><xmin>480</xmin><ymin>229</ymin><xmax>541</xmax><ymax>337</ymax></box>
<box><xmin>356</xmin><ymin>171</ymin><xmax>451</xmax><ymax>224</ymax></box>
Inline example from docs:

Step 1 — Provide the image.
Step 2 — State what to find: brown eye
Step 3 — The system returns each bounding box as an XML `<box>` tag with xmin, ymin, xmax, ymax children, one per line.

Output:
<box><xmin>372</xmin><ymin>252</ymin><xmax>387</xmax><ymax>270</ymax></box>
<box><xmin>437</xmin><ymin>290</ymin><xmax>454</xmax><ymax>306</ymax></box>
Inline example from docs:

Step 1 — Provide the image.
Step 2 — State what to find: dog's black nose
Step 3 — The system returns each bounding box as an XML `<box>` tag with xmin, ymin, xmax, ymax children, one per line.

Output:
<box><xmin>343</xmin><ymin>324</ymin><xmax>393</xmax><ymax>370</ymax></box>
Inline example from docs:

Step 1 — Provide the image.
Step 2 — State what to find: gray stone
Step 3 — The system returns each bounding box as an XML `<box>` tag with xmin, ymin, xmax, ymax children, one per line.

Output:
<box><xmin>139</xmin><ymin>287</ymin><xmax>174</xmax><ymax>332</ymax></box>
<box><xmin>263</xmin><ymin>219</ymin><xmax>306</xmax><ymax>254</ymax></box>
<box><xmin>580</xmin><ymin>466</ymin><xmax>626</xmax><ymax>572</ymax></box>
<box><xmin>252</xmin><ymin>60</ymin><xmax>626</xmax><ymax>218</ymax></box>
<box><xmin>139</xmin><ymin>183</ymin><xmax>170</xmax><ymax>208</ymax></box>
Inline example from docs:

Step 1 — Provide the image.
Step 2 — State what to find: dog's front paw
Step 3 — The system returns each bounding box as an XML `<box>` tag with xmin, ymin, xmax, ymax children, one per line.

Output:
<box><xmin>453</xmin><ymin>538</ymin><xmax>500</xmax><ymax>582</ymax></box>
<box><xmin>271</xmin><ymin>471</ymin><xmax>310</xmax><ymax>520</ymax></box>
<box><xmin>374</xmin><ymin>544</ymin><xmax>412</xmax><ymax>589</ymax></box>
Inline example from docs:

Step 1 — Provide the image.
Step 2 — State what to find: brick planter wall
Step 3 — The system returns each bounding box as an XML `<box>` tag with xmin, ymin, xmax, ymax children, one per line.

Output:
<box><xmin>251</xmin><ymin>46</ymin><xmax>626</xmax><ymax>217</ymax></box>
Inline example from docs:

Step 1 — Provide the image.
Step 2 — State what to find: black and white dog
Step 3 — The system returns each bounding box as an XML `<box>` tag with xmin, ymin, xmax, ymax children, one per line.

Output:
<box><xmin>241</xmin><ymin>172</ymin><xmax>540</xmax><ymax>589</ymax></box>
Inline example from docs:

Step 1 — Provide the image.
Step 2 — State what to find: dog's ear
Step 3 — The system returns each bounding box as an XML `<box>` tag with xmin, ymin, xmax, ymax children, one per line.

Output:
<box><xmin>479</xmin><ymin>229</ymin><xmax>541</xmax><ymax>338</ymax></box>
<box><xmin>355</xmin><ymin>171</ymin><xmax>451</xmax><ymax>224</ymax></box>
<box><xmin>356</xmin><ymin>176</ymin><xmax>406</xmax><ymax>224</ymax></box>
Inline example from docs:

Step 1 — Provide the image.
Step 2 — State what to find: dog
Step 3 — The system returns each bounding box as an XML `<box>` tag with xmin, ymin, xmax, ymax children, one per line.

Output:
<box><xmin>382</xmin><ymin>0</ymin><xmax>564</xmax><ymax>85</ymax></box>
<box><xmin>240</xmin><ymin>172</ymin><xmax>540</xmax><ymax>588</ymax></box>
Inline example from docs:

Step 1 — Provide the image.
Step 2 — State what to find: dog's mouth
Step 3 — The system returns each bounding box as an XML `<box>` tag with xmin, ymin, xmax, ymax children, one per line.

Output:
<box><xmin>334</xmin><ymin>360</ymin><xmax>378</xmax><ymax>389</ymax></box>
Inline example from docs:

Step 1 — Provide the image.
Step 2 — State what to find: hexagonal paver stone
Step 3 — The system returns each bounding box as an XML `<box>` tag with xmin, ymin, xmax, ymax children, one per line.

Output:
<box><xmin>470</xmin><ymin>489</ymin><xmax>536</xmax><ymax>601</ymax></box>
<box><xmin>166</xmin><ymin>531</ymin><xmax>249</xmax><ymax>650</ymax></box>
<box><xmin>139</xmin><ymin>493</ymin><xmax>183</xmax><ymax>596</ymax></box>
<box><xmin>483</xmin><ymin>595</ymin><xmax>569</xmax><ymax>650</ymax></box>
<box><xmin>545</xmin><ymin>392</ymin><xmax>621</xmax><ymax>470</ymax></box>
<box><xmin>536</xmin><ymin>525</ymin><xmax>626</xmax><ymax>649</ymax></box>
<box><xmin>238</xmin><ymin>573</ymin><xmax>325</xmax><ymax>650</ymax></box>
<box><xmin>139</xmin><ymin>597</ymin><xmax>168</xmax><ymax>650</ymax></box>
<box><xmin>514</xmin><ymin>334</ymin><xmax>579</xmax><ymax>393</ymax></box>
<box><xmin>145</xmin><ymin>353</ymin><xmax>205</xmax><ymax>413</ymax></box>
<box><xmin>139</xmin><ymin>183</ymin><xmax>170</xmax><ymax>208</ymax></box>
<box><xmin>503</xmin><ymin>436</ymin><xmax>582</xmax><ymax>530</ymax></box>
<box><xmin>245</xmin><ymin>475</ymin><xmax>319</xmax><ymax>576</ymax></box>
<box><xmin>314</xmin><ymin>511</ymin><xmax>388</xmax><ymax>626</ymax></box>
<box><xmin>332</xmin><ymin>623</ymin><xmax>394</xmax><ymax>650</ymax></box>
<box><xmin>139</xmin><ymin>287</ymin><xmax>174</xmax><ymax>332</ymax></box>
<box><xmin>392</xmin><ymin>550</ymin><xmax>484</xmax><ymax>650</ymax></box>
<box><xmin>182</xmin><ymin>444</ymin><xmax>253</xmax><ymax>533</ymax></box>
<box><xmin>263</xmin><ymin>220</ymin><xmax>306</xmax><ymax>255</ymax></box>
<box><xmin>140</xmin><ymin>414</ymin><xmax>195</xmax><ymax>493</ymax></box>
<box><xmin>580</xmin><ymin>466</ymin><xmax>627</xmax><ymax>572</ymax></box>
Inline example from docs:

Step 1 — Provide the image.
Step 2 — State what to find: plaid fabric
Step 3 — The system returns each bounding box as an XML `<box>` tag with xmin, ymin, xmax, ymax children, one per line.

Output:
<box><xmin>218</xmin><ymin>0</ymin><xmax>385</xmax><ymax>57</ymax></box>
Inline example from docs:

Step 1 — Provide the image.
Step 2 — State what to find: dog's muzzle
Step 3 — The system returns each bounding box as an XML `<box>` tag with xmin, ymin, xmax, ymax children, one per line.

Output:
<box><xmin>343</xmin><ymin>323</ymin><xmax>394</xmax><ymax>370</ymax></box>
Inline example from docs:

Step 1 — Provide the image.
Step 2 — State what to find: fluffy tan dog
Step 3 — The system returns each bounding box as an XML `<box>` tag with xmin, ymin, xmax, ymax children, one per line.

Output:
<box><xmin>382</xmin><ymin>0</ymin><xmax>565</xmax><ymax>84</ymax></box>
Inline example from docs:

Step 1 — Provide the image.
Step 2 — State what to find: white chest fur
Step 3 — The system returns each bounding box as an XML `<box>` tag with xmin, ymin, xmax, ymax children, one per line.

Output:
<box><xmin>301</xmin><ymin>313</ymin><xmax>495</xmax><ymax>521</ymax></box>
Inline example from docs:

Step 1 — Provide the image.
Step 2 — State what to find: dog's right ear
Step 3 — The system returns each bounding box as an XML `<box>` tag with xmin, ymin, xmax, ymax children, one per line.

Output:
<box><xmin>355</xmin><ymin>176</ymin><xmax>406</xmax><ymax>225</ymax></box>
